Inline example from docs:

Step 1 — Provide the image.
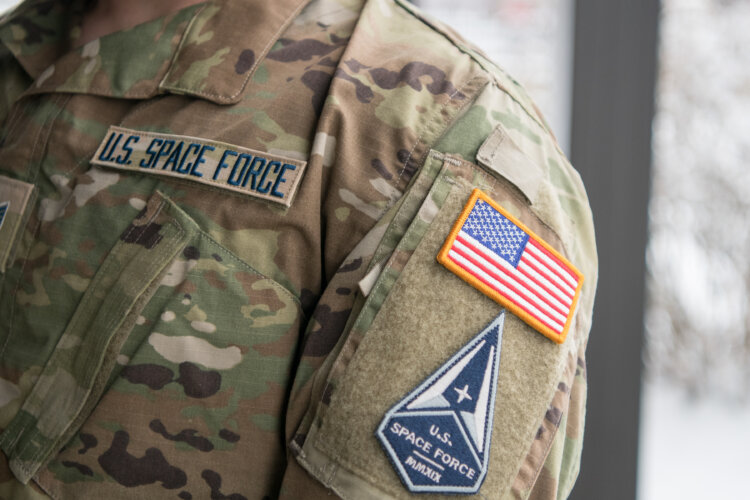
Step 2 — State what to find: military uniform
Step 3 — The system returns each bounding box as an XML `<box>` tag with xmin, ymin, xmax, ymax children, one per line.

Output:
<box><xmin>0</xmin><ymin>0</ymin><xmax>597</xmax><ymax>498</ymax></box>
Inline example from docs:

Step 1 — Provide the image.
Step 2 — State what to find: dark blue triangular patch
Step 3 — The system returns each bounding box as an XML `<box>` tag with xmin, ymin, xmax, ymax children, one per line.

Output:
<box><xmin>376</xmin><ymin>312</ymin><xmax>504</xmax><ymax>494</ymax></box>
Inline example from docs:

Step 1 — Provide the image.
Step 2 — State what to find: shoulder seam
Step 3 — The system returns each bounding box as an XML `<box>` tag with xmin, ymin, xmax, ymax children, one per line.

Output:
<box><xmin>390</xmin><ymin>0</ymin><xmax>550</xmax><ymax>135</ymax></box>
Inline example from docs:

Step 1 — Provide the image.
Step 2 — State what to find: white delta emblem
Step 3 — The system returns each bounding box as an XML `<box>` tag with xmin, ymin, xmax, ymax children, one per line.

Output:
<box><xmin>376</xmin><ymin>312</ymin><xmax>505</xmax><ymax>494</ymax></box>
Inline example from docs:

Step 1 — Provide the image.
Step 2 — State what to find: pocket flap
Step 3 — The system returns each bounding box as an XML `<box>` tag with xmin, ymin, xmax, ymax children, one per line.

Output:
<box><xmin>476</xmin><ymin>125</ymin><xmax>545</xmax><ymax>206</ymax></box>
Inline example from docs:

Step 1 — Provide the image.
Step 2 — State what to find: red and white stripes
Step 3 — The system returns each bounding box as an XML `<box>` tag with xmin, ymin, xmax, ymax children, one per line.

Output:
<box><xmin>447</xmin><ymin>230</ymin><xmax>579</xmax><ymax>337</ymax></box>
<box><xmin>438</xmin><ymin>189</ymin><xmax>583</xmax><ymax>344</ymax></box>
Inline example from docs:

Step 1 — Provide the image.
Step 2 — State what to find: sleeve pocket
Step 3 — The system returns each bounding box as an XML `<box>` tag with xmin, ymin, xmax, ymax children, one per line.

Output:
<box><xmin>294</xmin><ymin>152</ymin><xmax>579</xmax><ymax>499</ymax></box>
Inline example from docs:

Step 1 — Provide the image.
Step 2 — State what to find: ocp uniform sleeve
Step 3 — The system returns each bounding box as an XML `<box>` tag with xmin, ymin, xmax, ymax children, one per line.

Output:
<box><xmin>280</xmin><ymin>6</ymin><xmax>598</xmax><ymax>493</ymax></box>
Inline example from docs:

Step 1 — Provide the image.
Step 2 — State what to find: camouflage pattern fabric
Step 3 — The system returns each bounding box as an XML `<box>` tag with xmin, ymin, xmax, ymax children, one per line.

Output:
<box><xmin>0</xmin><ymin>0</ymin><xmax>597</xmax><ymax>499</ymax></box>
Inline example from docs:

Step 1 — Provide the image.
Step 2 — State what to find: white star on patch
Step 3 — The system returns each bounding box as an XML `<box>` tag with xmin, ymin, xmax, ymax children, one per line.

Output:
<box><xmin>454</xmin><ymin>384</ymin><xmax>472</xmax><ymax>403</ymax></box>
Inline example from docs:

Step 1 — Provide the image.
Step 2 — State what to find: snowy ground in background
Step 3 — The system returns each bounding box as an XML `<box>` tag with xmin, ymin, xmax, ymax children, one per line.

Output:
<box><xmin>638</xmin><ymin>379</ymin><xmax>750</xmax><ymax>500</ymax></box>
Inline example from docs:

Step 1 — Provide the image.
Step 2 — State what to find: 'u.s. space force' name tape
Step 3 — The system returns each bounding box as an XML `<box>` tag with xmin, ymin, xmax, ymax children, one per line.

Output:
<box><xmin>91</xmin><ymin>126</ymin><xmax>307</xmax><ymax>207</ymax></box>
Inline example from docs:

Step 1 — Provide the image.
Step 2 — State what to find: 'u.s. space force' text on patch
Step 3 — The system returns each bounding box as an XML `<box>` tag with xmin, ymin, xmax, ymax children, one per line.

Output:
<box><xmin>91</xmin><ymin>126</ymin><xmax>307</xmax><ymax>207</ymax></box>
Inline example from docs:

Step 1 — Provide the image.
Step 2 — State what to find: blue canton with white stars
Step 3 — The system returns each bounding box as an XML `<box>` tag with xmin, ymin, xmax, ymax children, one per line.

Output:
<box><xmin>461</xmin><ymin>200</ymin><xmax>529</xmax><ymax>266</ymax></box>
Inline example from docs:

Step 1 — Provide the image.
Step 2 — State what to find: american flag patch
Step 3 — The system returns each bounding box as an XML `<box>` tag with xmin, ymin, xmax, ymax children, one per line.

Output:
<box><xmin>437</xmin><ymin>189</ymin><xmax>583</xmax><ymax>344</ymax></box>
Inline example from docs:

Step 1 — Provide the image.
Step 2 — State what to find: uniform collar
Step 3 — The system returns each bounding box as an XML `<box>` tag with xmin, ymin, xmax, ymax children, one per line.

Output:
<box><xmin>0</xmin><ymin>0</ymin><xmax>311</xmax><ymax>104</ymax></box>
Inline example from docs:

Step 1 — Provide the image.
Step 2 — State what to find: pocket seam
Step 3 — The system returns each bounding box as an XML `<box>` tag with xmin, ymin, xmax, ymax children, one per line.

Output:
<box><xmin>153</xmin><ymin>189</ymin><xmax>302</xmax><ymax>307</ymax></box>
<box><xmin>194</xmin><ymin>228</ymin><xmax>302</xmax><ymax>307</ymax></box>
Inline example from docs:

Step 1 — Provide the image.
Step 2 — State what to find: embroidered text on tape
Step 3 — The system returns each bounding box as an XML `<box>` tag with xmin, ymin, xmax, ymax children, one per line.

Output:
<box><xmin>91</xmin><ymin>126</ymin><xmax>307</xmax><ymax>207</ymax></box>
<box><xmin>437</xmin><ymin>189</ymin><xmax>583</xmax><ymax>344</ymax></box>
<box><xmin>376</xmin><ymin>313</ymin><xmax>504</xmax><ymax>494</ymax></box>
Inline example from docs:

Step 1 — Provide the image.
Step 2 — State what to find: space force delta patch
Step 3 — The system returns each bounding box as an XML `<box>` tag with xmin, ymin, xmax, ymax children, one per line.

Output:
<box><xmin>376</xmin><ymin>313</ymin><xmax>504</xmax><ymax>494</ymax></box>
<box><xmin>438</xmin><ymin>189</ymin><xmax>583</xmax><ymax>344</ymax></box>
<box><xmin>92</xmin><ymin>126</ymin><xmax>307</xmax><ymax>207</ymax></box>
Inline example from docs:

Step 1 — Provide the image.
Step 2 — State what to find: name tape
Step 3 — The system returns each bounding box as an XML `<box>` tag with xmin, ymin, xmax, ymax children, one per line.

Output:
<box><xmin>91</xmin><ymin>126</ymin><xmax>307</xmax><ymax>207</ymax></box>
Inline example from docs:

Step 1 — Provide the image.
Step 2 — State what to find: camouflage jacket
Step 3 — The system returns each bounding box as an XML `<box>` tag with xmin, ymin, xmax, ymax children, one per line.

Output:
<box><xmin>0</xmin><ymin>0</ymin><xmax>597</xmax><ymax>499</ymax></box>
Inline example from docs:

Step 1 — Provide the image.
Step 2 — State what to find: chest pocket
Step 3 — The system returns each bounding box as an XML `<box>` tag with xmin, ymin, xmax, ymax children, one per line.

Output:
<box><xmin>0</xmin><ymin>190</ymin><xmax>302</xmax><ymax>498</ymax></box>
<box><xmin>293</xmin><ymin>150</ymin><xmax>579</xmax><ymax>499</ymax></box>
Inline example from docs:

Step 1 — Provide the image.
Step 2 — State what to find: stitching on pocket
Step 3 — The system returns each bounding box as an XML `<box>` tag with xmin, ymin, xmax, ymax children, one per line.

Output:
<box><xmin>196</xmin><ymin>229</ymin><xmax>302</xmax><ymax>307</ymax></box>
<box><xmin>396</xmin><ymin>75</ymin><xmax>486</xmax><ymax>184</ymax></box>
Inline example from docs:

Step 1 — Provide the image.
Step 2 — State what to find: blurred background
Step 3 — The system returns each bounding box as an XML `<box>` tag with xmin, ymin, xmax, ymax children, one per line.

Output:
<box><xmin>1</xmin><ymin>0</ymin><xmax>747</xmax><ymax>498</ymax></box>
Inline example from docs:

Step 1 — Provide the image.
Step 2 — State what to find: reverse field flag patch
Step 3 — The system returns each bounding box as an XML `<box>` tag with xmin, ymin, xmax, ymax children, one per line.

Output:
<box><xmin>376</xmin><ymin>313</ymin><xmax>504</xmax><ymax>494</ymax></box>
<box><xmin>438</xmin><ymin>189</ymin><xmax>583</xmax><ymax>344</ymax></box>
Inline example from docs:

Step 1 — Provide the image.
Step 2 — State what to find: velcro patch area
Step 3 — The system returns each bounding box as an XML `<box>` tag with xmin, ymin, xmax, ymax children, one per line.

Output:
<box><xmin>437</xmin><ymin>189</ymin><xmax>583</xmax><ymax>344</ymax></box>
<box><xmin>0</xmin><ymin>176</ymin><xmax>35</xmax><ymax>273</ymax></box>
<box><xmin>376</xmin><ymin>313</ymin><xmax>504</xmax><ymax>494</ymax></box>
<box><xmin>91</xmin><ymin>126</ymin><xmax>307</xmax><ymax>207</ymax></box>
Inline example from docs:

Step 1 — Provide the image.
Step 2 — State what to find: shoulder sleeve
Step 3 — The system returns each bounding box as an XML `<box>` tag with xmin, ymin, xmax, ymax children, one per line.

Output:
<box><xmin>434</xmin><ymin>76</ymin><xmax>597</xmax><ymax>499</ymax></box>
<box><xmin>436</xmin><ymin>74</ymin><xmax>598</xmax><ymax>328</ymax></box>
<box><xmin>282</xmin><ymin>1</ymin><xmax>597</xmax><ymax>498</ymax></box>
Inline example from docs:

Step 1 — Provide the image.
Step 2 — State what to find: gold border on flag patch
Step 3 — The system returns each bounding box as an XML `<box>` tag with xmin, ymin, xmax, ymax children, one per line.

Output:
<box><xmin>437</xmin><ymin>189</ymin><xmax>584</xmax><ymax>344</ymax></box>
<box><xmin>91</xmin><ymin>126</ymin><xmax>307</xmax><ymax>207</ymax></box>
